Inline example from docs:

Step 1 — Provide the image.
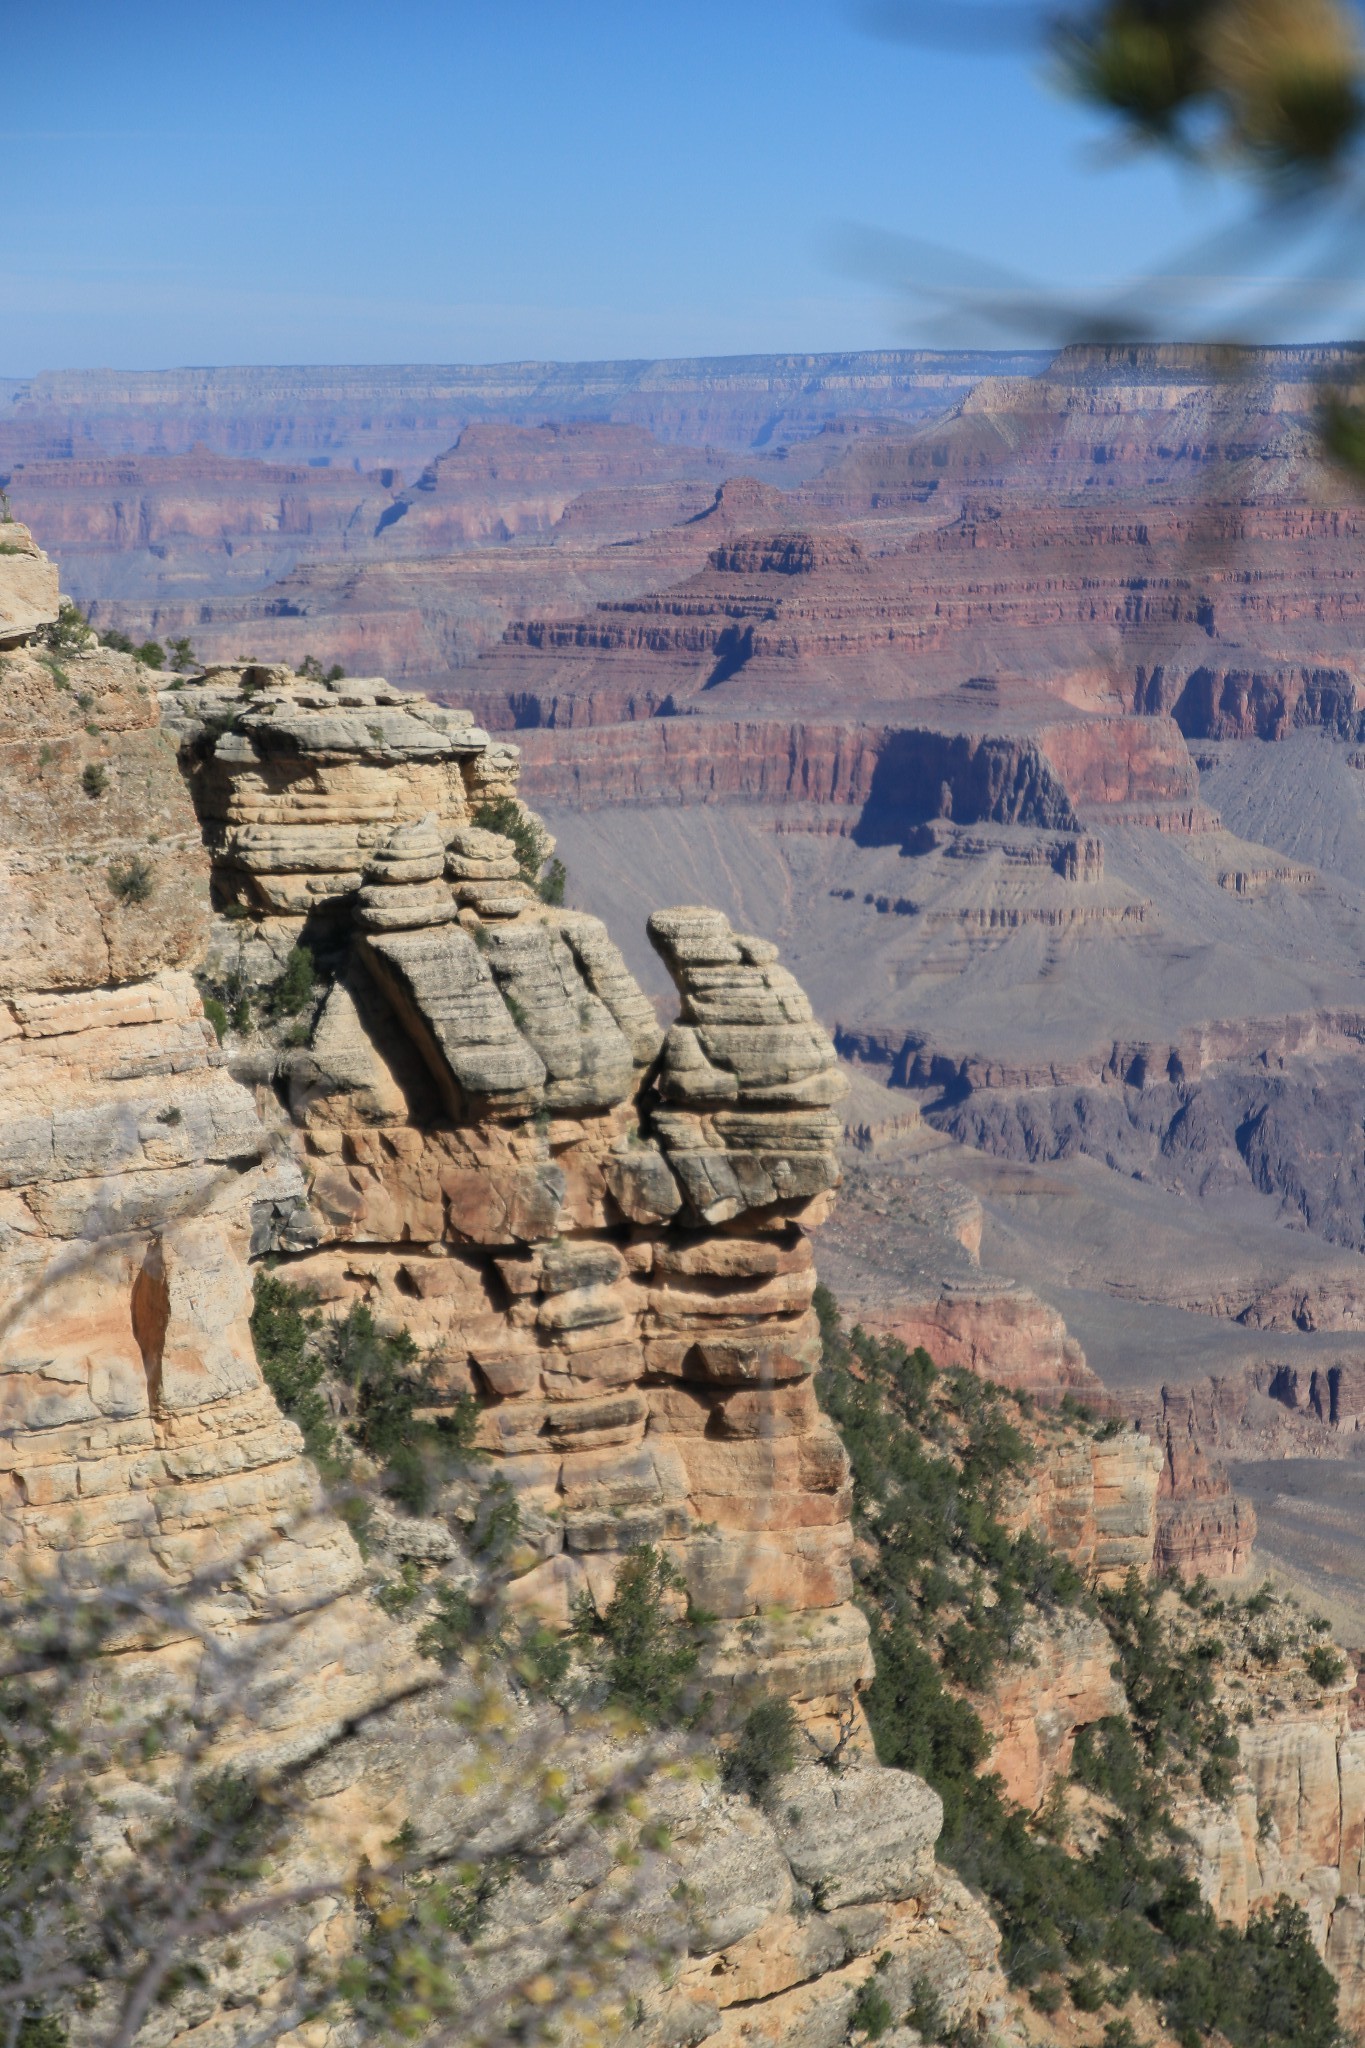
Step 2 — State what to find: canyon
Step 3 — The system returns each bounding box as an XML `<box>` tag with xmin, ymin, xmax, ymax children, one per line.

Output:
<box><xmin>0</xmin><ymin>511</ymin><xmax>1351</xmax><ymax>2047</ymax></box>
<box><xmin>11</xmin><ymin>333</ymin><xmax>1365</xmax><ymax>2035</ymax></box>
<box><xmin>19</xmin><ymin>344</ymin><xmax>1365</xmax><ymax>1600</ymax></box>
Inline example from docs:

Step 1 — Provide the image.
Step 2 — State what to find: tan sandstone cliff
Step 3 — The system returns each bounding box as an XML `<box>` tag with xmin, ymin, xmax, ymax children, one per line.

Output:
<box><xmin>0</xmin><ymin>528</ymin><xmax>1009</xmax><ymax>2047</ymax></box>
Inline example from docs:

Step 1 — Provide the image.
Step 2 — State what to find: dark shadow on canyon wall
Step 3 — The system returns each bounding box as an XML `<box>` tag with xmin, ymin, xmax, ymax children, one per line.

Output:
<box><xmin>851</xmin><ymin>729</ymin><xmax>1080</xmax><ymax>848</ymax></box>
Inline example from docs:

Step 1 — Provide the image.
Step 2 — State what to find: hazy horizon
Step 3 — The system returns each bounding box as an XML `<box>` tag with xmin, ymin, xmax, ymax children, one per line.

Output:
<box><xmin>13</xmin><ymin>0</ymin><xmax>1362</xmax><ymax>377</ymax></box>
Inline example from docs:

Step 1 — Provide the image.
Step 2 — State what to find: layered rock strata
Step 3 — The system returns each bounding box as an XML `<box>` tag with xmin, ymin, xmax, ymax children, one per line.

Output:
<box><xmin>1175</xmin><ymin>1620</ymin><xmax>1365</xmax><ymax>2034</ymax></box>
<box><xmin>0</xmin><ymin>533</ymin><xmax>361</xmax><ymax>1641</ymax></box>
<box><xmin>167</xmin><ymin>664</ymin><xmax>868</xmax><ymax>1713</ymax></box>
<box><xmin>0</xmin><ymin>533</ymin><xmax>1019</xmax><ymax>2046</ymax></box>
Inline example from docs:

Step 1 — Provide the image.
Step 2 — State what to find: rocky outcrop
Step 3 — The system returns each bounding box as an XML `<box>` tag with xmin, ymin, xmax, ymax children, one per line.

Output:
<box><xmin>978</xmin><ymin>1607</ymin><xmax>1127</xmax><ymax>1809</ymax></box>
<box><xmin>1014</xmin><ymin>1426</ymin><xmax>1163</xmax><ymax>1589</ymax></box>
<box><xmin>0</xmin><ymin>541</ymin><xmax>359</xmax><ymax>1629</ymax></box>
<box><xmin>0</xmin><ymin>530</ymin><xmax>1021</xmax><ymax>2047</ymax></box>
<box><xmin>171</xmin><ymin>660</ymin><xmax>870</xmax><ymax>1710</ymax></box>
<box><xmin>0</xmin><ymin>520</ymin><xmax>59</xmax><ymax>646</ymax></box>
<box><xmin>864</xmin><ymin>1276</ymin><xmax>1104</xmax><ymax>1411</ymax></box>
<box><xmin>1177</xmin><ymin>1630</ymin><xmax>1365</xmax><ymax>2035</ymax></box>
<box><xmin>1152</xmin><ymin>1388</ymin><xmax>1258</xmax><ymax>1581</ymax></box>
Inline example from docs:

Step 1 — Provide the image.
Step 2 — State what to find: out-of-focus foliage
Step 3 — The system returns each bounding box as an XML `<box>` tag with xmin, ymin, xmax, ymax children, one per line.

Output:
<box><xmin>1055</xmin><ymin>0</ymin><xmax>1364</xmax><ymax>183</ymax></box>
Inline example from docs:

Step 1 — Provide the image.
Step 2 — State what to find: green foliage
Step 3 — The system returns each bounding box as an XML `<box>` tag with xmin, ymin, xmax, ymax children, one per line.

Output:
<box><xmin>1306</xmin><ymin>1644</ymin><xmax>1347</xmax><ymax>1687</ymax></box>
<box><xmin>1155</xmin><ymin>1888</ymin><xmax>1341</xmax><ymax>2048</ymax></box>
<box><xmin>1055</xmin><ymin>0</ymin><xmax>1363</xmax><ymax>183</ymax></box>
<box><xmin>0</xmin><ymin>1670</ymin><xmax>83</xmax><ymax>2048</ymax></box>
<box><xmin>572</xmin><ymin>1544</ymin><xmax>703</xmax><ymax>1725</ymax></box>
<box><xmin>96</xmin><ymin>630</ymin><xmax>164</xmax><ymax>666</ymax></box>
<box><xmin>815</xmin><ymin>1301</ymin><xmax>1072</xmax><ymax>1791</ymax></box>
<box><xmin>416</xmin><ymin>1585</ymin><xmax>480</xmax><ymax>1668</ymax></box>
<box><xmin>339</xmin><ymin>1865</ymin><xmax>467</xmax><ymax>2039</ymax></box>
<box><xmin>296</xmin><ymin>655</ymin><xmax>346</xmax><ymax>683</ymax></box>
<box><xmin>107</xmin><ymin>855</ymin><xmax>154</xmax><ymax>905</ymax></box>
<box><xmin>722</xmin><ymin>1697</ymin><xmax>799</xmax><ymax>1801</ymax></box>
<box><xmin>471</xmin><ymin>795</ymin><xmax>548</xmax><ymax>886</ymax></box>
<box><xmin>166</xmin><ymin>635</ymin><xmax>197</xmax><ymax>671</ymax></box>
<box><xmin>202</xmin><ymin>995</ymin><xmax>228</xmax><ymax>1042</ymax></box>
<box><xmin>252</xmin><ymin>1279</ymin><xmax>481</xmax><ymax>1555</ymax></box>
<box><xmin>271</xmin><ymin>944</ymin><xmax>316</xmax><ymax>1017</ymax></box>
<box><xmin>848</xmin><ymin>1974</ymin><xmax>894</xmax><ymax>2040</ymax></box>
<box><xmin>375</xmin><ymin>1562</ymin><xmax>423</xmax><ymax>1618</ymax></box>
<box><xmin>537</xmin><ymin>855</ymin><xmax>567</xmax><ymax>905</ymax></box>
<box><xmin>249</xmin><ymin>1272</ymin><xmax>343</xmax><ymax>1476</ymax></box>
<box><xmin>186</xmin><ymin>1769</ymin><xmax>279</xmax><ymax>1898</ymax></box>
<box><xmin>468</xmin><ymin>1475</ymin><xmax>520</xmax><ymax>1561</ymax></box>
<box><xmin>43</xmin><ymin>601</ymin><xmax>91</xmax><ymax>655</ymax></box>
<box><xmin>1102</xmin><ymin>2022</ymin><xmax>1150</xmax><ymax>2048</ymax></box>
<box><xmin>253</xmin><ymin>1278</ymin><xmax>480</xmax><ymax>1517</ymax></box>
<box><xmin>815</xmin><ymin>1288</ymin><xmax>1343</xmax><ymax>2048</ymax></box>
<box><xmin>1098</xmin><ymin>1569</ymin><xmax>1240</xmax><ymax>1799</ymax></box>
<box><xmin>906</xmin><ymin>1972</ymin><xmax>945</xmax><ymax>2039</ymax></box>
<box><xmin>323</xmin><ymin>1302</ymin><xmax>468</xmax><ymax>1514</ymax></box>
<box><xmin>510</xmin><ymin>1619</ymin><xmax>573</xmax><ymax>1698</ymax></box>
<box><xmin>1069</xmin><ymin>1961</ymin><xmax>1107</xmax><ymax>2012</ymax></box>
<box><xmin>80</xmin><ymin>762</ymin><xmax>107</xmax><ymax>798</ymax></box>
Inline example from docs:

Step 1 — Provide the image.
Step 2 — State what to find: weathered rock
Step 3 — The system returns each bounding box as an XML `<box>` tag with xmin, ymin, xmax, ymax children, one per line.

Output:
<box><xmin>0</xmin><ymin>553</ymin><xmax>997</xmax><ymax>2047</ymax></box>
<box><xmin>0</xmin><ymin>522</ymin><xmax>59</xmax><ymax>644</ymax></box>
<box><xmin>978</xmin><ymin>1607</ymin><xmax>1127</xmax><ymax>1808</ymax></box>
<box><xmin>770</xmin><ymin>1763</ymin><xmax>942</xmax><ymax>1909</ymax></box>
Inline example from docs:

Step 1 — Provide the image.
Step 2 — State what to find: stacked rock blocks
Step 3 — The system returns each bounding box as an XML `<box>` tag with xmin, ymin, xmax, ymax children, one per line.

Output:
<box><xmin>173</xmin><ymin>667</ymin><xmax>869</xmax><ymax>1708</ymax></box>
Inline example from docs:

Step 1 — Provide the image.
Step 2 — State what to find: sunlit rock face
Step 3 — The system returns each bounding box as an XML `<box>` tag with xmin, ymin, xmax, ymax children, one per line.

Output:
<box><xmin>0</xmin><ymin>531</ymin><xmax>360</xmax><ymax>1628</ymax></box>
<box><xmin>163</xmin><ymin>661</ymin><xmax>867</xmax><ymax>1710</ymax></box>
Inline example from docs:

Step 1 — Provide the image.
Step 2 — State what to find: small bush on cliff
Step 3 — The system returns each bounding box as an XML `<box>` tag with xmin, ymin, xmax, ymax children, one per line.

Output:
<box><xmin>722</xmin><ymin>1697</ymin><xmax>799</xmax><ymax>1800</ymax></box>
<box><xmin>847</xmin><ymin>1974</ymin><xmax>894</xmax><ymax>2040</ymax></box>
<box><xmin>1306</xmin><ymin>1644</ymin><xmax>1347</xmax><ymax>1687</ymax></box>
<box><xmin>249</xmin><ymin>1276</ymin><xmax>475</xmax><ymax>1516</ymax></box>
<box><xmin>572</xmin><ymin>1544</ymin><xmax>705</xmax><ymax>1726</ymax></box>
<box><xmin>80</xmin><ymin>762</ymin><xmax>107</xmax><ymax>798</ymax></box>
<box><xmin>471</xmin><ymin>795</ymin><xmax>559</xmax><ymax>892</ymax></box>
<box><xmin>296</xmin><ymin>654</ymin><xmax>345</xmax><ymax>683</ymax></box>
<box><xmin>250</xmin><ymin>1272</ymin><xmax>342</xmax><ymax>1476</ymax></box>
<box><xmin>270</xmin><ymin>944</ymin><xmax>316</xmax><ymax>1017</ymax></box>
<box><xmin>107</xmin><ymin>855</ymin><xmax>154</xmax><ymax>905</ymax></box>
<box><xmin>42</xmin><ymin>601</ymin><xmax>92</xmax><ymax>655</ymax></box>
<box><xmin>324</xmin><ymin>1301</ymin><xmax>475</xmax><ymax>1514</ymax></box>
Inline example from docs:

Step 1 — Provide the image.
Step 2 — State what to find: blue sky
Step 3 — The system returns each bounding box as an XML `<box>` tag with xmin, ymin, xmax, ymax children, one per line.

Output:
<box><xmin>3</xmin><ymin>0</ymin><xmax>1359</xmax><ymax>373</ymax></box>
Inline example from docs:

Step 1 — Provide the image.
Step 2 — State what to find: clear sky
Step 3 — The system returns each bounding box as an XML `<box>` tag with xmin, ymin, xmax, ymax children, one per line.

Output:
<box><xmin>5</xmin><ymin>0</ymin><xmax>1361</xmax><ymax>375</ymax></box>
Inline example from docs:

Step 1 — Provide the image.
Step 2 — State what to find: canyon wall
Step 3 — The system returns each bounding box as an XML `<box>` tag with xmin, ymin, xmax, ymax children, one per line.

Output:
<box><xmin>0</xmin><ymin>351</ymin><xmax>1050</xmax><ymax>465</ymax></box>
<box><xmin>0</xmin><ymin>528</ymin><xmax>1015</xmax><ymax>2045</ymax></box>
